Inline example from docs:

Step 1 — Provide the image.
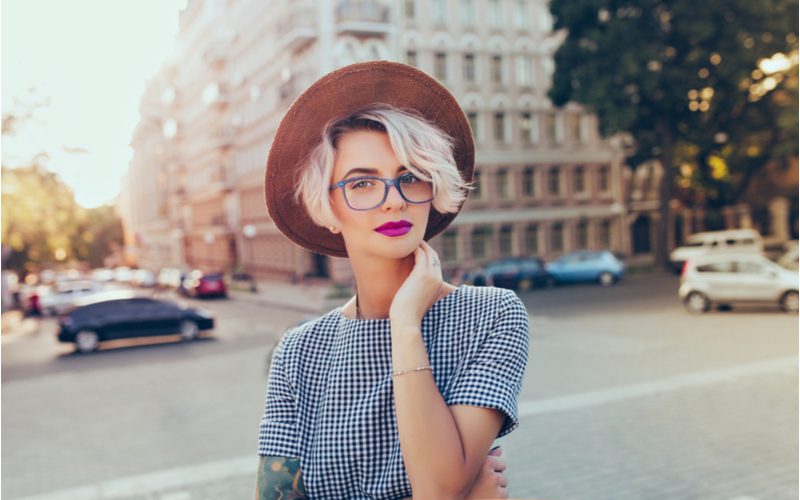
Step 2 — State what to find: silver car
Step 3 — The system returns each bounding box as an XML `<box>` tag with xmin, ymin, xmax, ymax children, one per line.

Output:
<box><xmin>679</xmin><ymin>253</ymin><xmax>799</xmax><ymax>313</ymax></box>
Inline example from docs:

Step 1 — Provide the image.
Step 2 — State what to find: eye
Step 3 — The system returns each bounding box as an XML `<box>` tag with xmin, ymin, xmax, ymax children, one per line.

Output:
<box><xmin>398</xmin><ymin>173</ymin><xmax>419</xmax><ymax>183</ymax></box>
<box><xmin>351</xmin><ymin>178</ymin><xmax>375</xmax><ymax>189</ymax></box>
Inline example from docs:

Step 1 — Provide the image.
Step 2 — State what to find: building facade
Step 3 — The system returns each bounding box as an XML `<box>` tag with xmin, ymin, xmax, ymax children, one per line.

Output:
<box><xmin>122</xmin><ymin>0</ymin><xmax>630</xmax><ymax>284</ymax></box>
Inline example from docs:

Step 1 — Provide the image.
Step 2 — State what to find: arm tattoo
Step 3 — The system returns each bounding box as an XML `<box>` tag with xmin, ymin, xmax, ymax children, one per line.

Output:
<box><xmin>256</xmin><ymin>456</ymin><xmax>307</xmax><ymax>500</ymax></box>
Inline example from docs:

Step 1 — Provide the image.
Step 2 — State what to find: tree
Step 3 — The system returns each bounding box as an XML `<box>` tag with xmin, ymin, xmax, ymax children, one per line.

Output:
<box><xmin>1</xmin><ymin>165</ymin><xmax>123</xmax><ymax>276</ymax></box>
<box><xmin>549</xmin><ymin>0</ymin><xmax>798</xmax><ymax>266</ymax></box>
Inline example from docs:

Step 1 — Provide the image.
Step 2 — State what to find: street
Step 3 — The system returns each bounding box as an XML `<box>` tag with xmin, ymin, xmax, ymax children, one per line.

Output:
<box><xmin>1</xmin><ymin>273</ymin><xmax>797</xmax><ymax>500</ymax></box>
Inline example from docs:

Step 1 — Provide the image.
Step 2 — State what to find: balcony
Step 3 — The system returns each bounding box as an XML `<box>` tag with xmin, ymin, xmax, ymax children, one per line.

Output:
<box><xmin>336</xmin><ymin>0</ymin><xmax>391</xmax><ymax>35</ymax></box>
<box><xmin>275</xmin><ymin>6</ymin><xmax>317</xmax><ymax>52</ymax></box>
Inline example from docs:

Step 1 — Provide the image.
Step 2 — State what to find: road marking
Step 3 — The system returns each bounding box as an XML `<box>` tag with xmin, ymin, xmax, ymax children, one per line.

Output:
<box><xmin>15</xmin><ymin>456</ymin><xmax>257</xmax><ymax>500</ymax></box>
<box><xmin>518</xmin><ymin>356</ymin><xmax>798</xmax><ymax>417</ymax></box>
<box><xmin>15</xmin><ymin>356</ymin><xmax>797</xmax><ymax>500</ymax></box>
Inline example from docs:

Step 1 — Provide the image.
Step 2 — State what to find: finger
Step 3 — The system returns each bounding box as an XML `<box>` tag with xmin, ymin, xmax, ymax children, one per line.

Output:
<box><xmin>488</xmin><ymin>446</ymin><xmax>503</xmax><ymax>456</ymax></box>
<box><xmin>496</xmin><ymin>472</ymin><xmax>509</xmax><ymax>488</ymax></box>
<box><xmin>496</xmin><ymin>484</ymin><xmax>509</xmax><ymax>498</ymax></box>
<box><xmin>413</xmin><ymin>245</ymin><xmax>428</xmax><ymax>268</ymax></box>
<box><xmin>489</xmin><ymin>456</ymin><xmax>507</xmax><ymax>472</ymax></box>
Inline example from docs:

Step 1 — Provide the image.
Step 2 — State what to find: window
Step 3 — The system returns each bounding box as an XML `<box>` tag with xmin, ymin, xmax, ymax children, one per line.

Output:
<box><xmin>598</xmin><ymin>166</ymin><xmax>610</xmax><ymax>192</ymax></box>
<box><xmin>569</xmin><ymin>113</ymin><xmax>582</xmax><ymax>143</ymax></box>
<box><xmin>551</xmin><ymin>223</ymin><xmax>564</xmax><ymax>253</ymax></box>
<box><xmin>513</xmin><ymin>0</ymin><xmax>530</xmax><ymax>29</ymax></box>
<box><xmin>522</xmin><ymin>167</ymin><xmax>535</xmax><ymax>197</ymax></box>
<box><xmin>434</xmin><ymin>52</ymin><xmax>447</xmax><ymax>80</ymax></box>
<box><xmin>471</xmin><ymin>226</ymin><xmax>492</xmax><ymax>259</ymax></box>
<box><xmin>472</xmin><ymin>169</ymin><xmax>483</xmax><ymax>198</ymax></box>
<box><xmin>735</xmin><ymin>261</ymin><xmax>765</xmax><ymax>273</ymax></box>
<box><xmin>525</xmin><ymin>224</ymin><xmax>539</xmax><ymax>254</ymax></box>
<box><xmin>464</xmin><ymin>53</ymin><xmax>476</xmax><ymax>82</ymax></box>
<box><xmin>515</xmin><ymin>55</ymin><xmax>533</xmax><ymax>87</ymax></box>
<box><xmin>499</xmin><ymin>226</ymin><xmax>513</xmax><ymax>257</ymax></box>
<box><xmin>697</xmin><ymin>262</ymin><xmax>735</xmax><ymax>273</ymax></box>
<box><xmin>442</xmin><ymin>230</ymin><xmax>458</xmax><ymax>261</ymax></box>
<box><xmin>405</xmin><ymin>0</ymin><xmax>416</xmax><ymax>19</ymax></box>
<box><xmin>548</xmin><ymin>167</ymin><xmax>561</xmax><ymax>196</ymax></box>
<box><xmin>599</xmin><ymin>220</ymin><xmax>611</xmax><ymax>248</ymax></box>
<box><xmin>496</xmin><ymin>168</ymin><xmax>509</xmax><ymax>199</ymax></box>
<box><xmin>493</xmin><ymin>112</ymin><xmax>506</xmax><ymax>143</ymax></box>
<box><xmin>432</xmin><ymin>0</ymin><xmax>446</xmax><ymax>24</ymax></box>
<box><xmin>576</xmin><ymin>221</ymin><xmax>588</xmax><ymax>249</ymax></box>
<box><xmin>520</xmin><ymin>112</ymin><xmax>533</xmax><ymax>144</ymax></box>
<box><xmin>543</xmin><ymin>111</ymin><xmax>557</xmax><ymax>143</ymax></box>
<box><xmin>461</xmin><ymin>0</ymin><xmax>475</xmax><ymax>25</ymax></box>
<box><xmin>491</xmin><ymin>55</ymin><xmax>503</xmax><ymax>84</ymax></box>
<box><xmin>467</xmin><ymin>111</ymin><xmax>479</xmax><ymax>140</ymax></box>
<box><xmin>488</xmin><ymin>0</ymin><xmax>502</xmax><ymax>26</ymax></box>
<box><xmin>406</xmin><ymin>50</ymin><xmax>418</xmax><ymax>67</ymax></box>
<box><xmin>574</xmin><ymin>166</ymin><xmax>586</xmax><ymax>194</ymax></box>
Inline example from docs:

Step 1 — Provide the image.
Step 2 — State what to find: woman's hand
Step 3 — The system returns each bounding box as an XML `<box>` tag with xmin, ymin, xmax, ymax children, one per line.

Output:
<box><xmin>464</xmin><ymin>446</ymin><xmax>509</xmax><ymax>499</ymax></box>
<box><xmin>389</xmin><ymin>241</ymin><xmax>444</xmax><ymax>328</ymax></box>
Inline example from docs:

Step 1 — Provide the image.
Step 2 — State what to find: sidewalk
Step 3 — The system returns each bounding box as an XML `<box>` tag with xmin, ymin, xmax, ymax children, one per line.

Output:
<box><xmin>226</xmin><ymin>277</ymin><xmax>346</xmax><ymax>315</ymax></box>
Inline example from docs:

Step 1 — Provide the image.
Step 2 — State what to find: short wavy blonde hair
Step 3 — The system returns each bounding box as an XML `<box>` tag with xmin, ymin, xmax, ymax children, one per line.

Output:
<box><xmin>293</xmin><ymin>103</ymin><xmax>473</xmax><ymax>229</ymax></box>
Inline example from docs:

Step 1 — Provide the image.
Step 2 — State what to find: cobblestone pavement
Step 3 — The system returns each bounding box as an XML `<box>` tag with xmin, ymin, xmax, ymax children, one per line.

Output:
<box><xmin>5</xmin><ymin>274</ymin><xmax>797</xmax><ymax>500</ymax></box>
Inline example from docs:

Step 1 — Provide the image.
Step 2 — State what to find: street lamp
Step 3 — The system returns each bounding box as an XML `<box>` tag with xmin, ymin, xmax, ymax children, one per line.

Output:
<box><xmin>242</xmin><ymin>224</ymin><xmax>258</xmax><ymax>292</ymax></box>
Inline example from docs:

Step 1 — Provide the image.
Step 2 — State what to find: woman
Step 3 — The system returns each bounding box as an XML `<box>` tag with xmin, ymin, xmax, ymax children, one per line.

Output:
<box><xmin>257</xmin><ymin>61</ymin><xmax>530</xmax><ymax>499</ymax></box>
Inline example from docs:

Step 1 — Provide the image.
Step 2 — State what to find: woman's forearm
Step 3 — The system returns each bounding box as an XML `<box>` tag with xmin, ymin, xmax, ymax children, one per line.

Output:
<box><xmin>391</xmin><ymin>323</ymin><xmax>475</xmax><ymax>499</ymax></box>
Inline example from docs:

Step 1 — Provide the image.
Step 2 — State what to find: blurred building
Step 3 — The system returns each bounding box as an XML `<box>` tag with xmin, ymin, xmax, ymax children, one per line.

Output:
<box><xmin>122</xmin><ymin>0</ymin><xmax>630</xmax><ymax>283</ymax></box>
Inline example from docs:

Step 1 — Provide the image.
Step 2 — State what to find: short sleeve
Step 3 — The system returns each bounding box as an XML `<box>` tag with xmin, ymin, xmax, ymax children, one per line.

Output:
<box><xmin>445</xmin><ymin>290</ymin><xmax>530</xmax><ymax>438</ymax></box>
<box><xmin>257</xmin><ymin>330</ymin><xmax>302</xmax><ymax>457</ymax></box>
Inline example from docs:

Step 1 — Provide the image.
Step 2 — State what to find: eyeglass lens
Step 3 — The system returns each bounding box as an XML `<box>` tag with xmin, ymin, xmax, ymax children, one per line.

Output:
<box><xmin>344</xmin><ymin>174</ymin><xmax>433</xmax><ymax>210</ymax></box>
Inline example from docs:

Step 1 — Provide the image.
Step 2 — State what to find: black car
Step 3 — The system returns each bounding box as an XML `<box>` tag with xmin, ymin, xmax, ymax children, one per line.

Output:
<box><xmin>58</xmin><ymin>294</ymin><xmax>215</xmax><ymax>353</ymax></box>
<box><xmin>467</xmin><ymin>257</ymin><xmax>552</xmax><ymax>291</ymax></box>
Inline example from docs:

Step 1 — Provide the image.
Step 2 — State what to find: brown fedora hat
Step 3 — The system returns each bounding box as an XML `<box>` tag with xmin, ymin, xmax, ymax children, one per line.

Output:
<box><xmin>264</xmin><ymin>60</ymin><xmax>475</xmax><ymax>258</ymax></box>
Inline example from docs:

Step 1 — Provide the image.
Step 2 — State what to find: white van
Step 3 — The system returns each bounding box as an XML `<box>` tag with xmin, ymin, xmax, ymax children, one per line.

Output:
<box><xmin>669</xmin><ymin>229</ymin><xmax>763</xmax><ymax>273</ymax></box>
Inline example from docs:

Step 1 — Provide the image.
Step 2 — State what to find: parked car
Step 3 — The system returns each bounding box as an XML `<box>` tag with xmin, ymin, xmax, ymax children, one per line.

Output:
<box><xmin>58</xmin><ymin>294</ymin><xmax>215</xmax><ymax>353</ymax></box>
<box><xmin>777</xmin><ymin>240</ymin><xmax>799</xmax><ymax>271</ymax></box>
<box><xmin>180</xmin><ymin>270</ymin><xmax>227</xmax><ymax>298</ymax></box>
<box><xmin>669</xmin><ymin>229</ymin><xmax>763</xmax><ymax>274</ymax></box>
<box><xmin>466</xmin><ymin>257</ymin><xmax>552</xmax><ymax>291</ymax></box>
<box><xmin>678</xmin><ymin>253</ymin><xmax>799</xmax><ymax>313</ymax></box>
<box><xmin>545</xmin><ymin>250</ymin><xmax>625</xmax><ymax>286</ymax></box>
<box><xmin>113</xmin><ymin>266</ymin><xmax>134</xmax><ymax>283</ymax></box>
<box><xmin>157</xmin><ymin>267</ymin><xmax>186</xmax><ymax>290</ymax></box>
<box><xmin>39</xmin><ymin>280</ymin><xmax>104</xmax><ymax>316</ymax></box>
<box><xmin>91</xmin><ymin>268</ymin><xmax>115</xmax><ymax>282</ymax></box>
<box><xmin>131</xmin><ymin>269</ymin><xmax>157</xmax><ymax>288</ymax></box>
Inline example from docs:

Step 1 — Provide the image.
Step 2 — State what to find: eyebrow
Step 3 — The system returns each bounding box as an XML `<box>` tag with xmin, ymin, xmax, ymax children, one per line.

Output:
<box><xmin>343</xmin><ymin>165</ymin><xmax>408</xmax><ymax>179</ymax></box>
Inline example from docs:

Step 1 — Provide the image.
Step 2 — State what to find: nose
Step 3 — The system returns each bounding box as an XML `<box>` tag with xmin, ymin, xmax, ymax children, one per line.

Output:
<box><xmin>381</xmin><ymin>181</ymin><xmax>407</xmax><ymax>211</ymax></box>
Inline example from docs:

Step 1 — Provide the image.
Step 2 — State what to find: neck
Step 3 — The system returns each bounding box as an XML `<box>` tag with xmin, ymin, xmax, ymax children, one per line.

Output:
<box><xmin>350</xmin><ymin>253</ymin><xmax>416</xmax><ymax>319</ymax></box>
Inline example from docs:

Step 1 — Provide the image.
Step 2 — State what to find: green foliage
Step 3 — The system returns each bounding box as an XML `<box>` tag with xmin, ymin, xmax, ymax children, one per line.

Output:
<box><xmin>549</xmin><ymin>0</ymin><xmax>798</xmax><ymax>207</ymax></box>
<box><xmin>1</xmin><ymin>165</ymin><xmax>123</xmax><ymax>275</ymax></box>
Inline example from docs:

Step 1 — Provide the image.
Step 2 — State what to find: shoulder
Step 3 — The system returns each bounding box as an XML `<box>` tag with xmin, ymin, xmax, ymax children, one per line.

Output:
<box><xmin>272</xmin><ymin>309</ymin><xmax>341</xmax><ymax>362</ymax></box>
<box><xmin>454</xmin><ymin>284</ymin><xmax>525</xmax><ymax>316</ymax></box>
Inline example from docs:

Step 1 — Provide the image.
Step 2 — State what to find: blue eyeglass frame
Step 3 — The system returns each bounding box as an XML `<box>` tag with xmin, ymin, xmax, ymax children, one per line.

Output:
<box><xmin>328</xmin><ymin>173</ymin><xmax>436</xmax><ymax>211</ymax></box>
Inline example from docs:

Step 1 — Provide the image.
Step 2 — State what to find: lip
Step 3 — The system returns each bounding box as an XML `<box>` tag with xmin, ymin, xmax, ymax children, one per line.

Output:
<box><xmin>376</xmin><ymin>225</ymin><xmax>412</xmax><ymax>237</ymax></box>
<box><xmin>375</xmin><ymin>220</ymin><xmax>412</xmax><ymax>231</ymax></box>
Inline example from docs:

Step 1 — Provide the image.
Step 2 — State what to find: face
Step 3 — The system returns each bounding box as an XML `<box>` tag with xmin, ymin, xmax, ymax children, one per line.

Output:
<box><xmin>329</xmin><ymin>130</ymin><xmax>432</xmax><ymax>260</ymax></box>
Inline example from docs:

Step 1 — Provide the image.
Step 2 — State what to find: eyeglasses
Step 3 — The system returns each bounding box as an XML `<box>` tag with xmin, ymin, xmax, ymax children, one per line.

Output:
<box><xmin>329</xmin><ymin>172</ymin><xmax>435</xmax><ymax>211</ymax></box>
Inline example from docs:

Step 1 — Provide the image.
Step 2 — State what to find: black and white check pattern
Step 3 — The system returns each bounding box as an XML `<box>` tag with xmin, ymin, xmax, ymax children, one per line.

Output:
<box><xmin>258</xmin><ymin>284</ymin><xmax>530</xmax><ymax>499</ymax></box>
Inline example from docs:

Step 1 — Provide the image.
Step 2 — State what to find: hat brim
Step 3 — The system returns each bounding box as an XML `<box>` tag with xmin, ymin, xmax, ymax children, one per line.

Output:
<box><xmin>265</xmin><ymin>61</ymin><xmax>474</xmax><ymax>258</ymax></box>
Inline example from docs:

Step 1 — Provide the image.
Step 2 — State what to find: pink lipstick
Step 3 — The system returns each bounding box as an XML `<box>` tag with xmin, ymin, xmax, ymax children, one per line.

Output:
<box><xmin>375</xmin><ymin>220</ymin><xmax>412</xmax><ymax>237</ymax></box>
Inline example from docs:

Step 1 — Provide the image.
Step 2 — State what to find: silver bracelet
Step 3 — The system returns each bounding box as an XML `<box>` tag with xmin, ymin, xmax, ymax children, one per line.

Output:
<box><xmin>391</xmin><ymin>365</ymin><xmax>433</xmax><ymax>377</ymax></box>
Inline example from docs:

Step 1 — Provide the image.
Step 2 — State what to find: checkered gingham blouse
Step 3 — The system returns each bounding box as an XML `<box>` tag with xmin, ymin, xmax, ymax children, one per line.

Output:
<box><xmin>257</xmin><ymin>284</ymin><xmax>530</xmax><ymax>499</ymax></box>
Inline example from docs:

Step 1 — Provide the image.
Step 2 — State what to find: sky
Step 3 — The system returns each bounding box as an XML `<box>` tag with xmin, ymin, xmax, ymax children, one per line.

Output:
<box><xmin>2</xmin><ymin>0</ymin><xmax>187</xmax><ymax>208</ymax></box>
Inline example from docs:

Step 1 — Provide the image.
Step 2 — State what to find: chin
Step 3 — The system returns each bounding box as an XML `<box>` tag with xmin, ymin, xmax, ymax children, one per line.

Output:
<box><xmin>371</xmin><ymin>231</ymin><xmax>423</xmax><ymax>258</ymax></box>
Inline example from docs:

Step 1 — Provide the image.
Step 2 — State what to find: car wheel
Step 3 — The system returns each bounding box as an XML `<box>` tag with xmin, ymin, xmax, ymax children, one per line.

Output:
<box><xmin>684</xmin><ymin>291</ymin><xmax>710</xmax><ymax>314</ymax></box>
<box><xmin>598</xmin><ymin>272</ymin><xmax>615</xmax><ymax>287</ymax></box>
<box><xmin>518</xmin><ymin>278</ymin><xmax>533</xmax><ymax>292</ymax></box>
<box><xmin>780</xmin><ymin>290</ymin><xmax>799</xmax><ymax>313</ymax></box>
<box><xmin>179</xmin><ymin>320</ymin><xmax>200</xmax><ymax>341</ymax></box>
<box><xmin>474</xmin><ymin>277</ymin><xmax>486</xmax><ymax>287</ymax></box>
<box><xmin>75</xmin><ymin>330</ymin><xmax>100</xmax><ymax>353</ymax></box>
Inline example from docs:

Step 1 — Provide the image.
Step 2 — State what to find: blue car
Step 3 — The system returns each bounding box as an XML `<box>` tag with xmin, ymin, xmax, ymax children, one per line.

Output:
<box><xmin>545</xmin><ymin>250</ymin><xmax>625</xmax><ymax>286</ymax></box>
